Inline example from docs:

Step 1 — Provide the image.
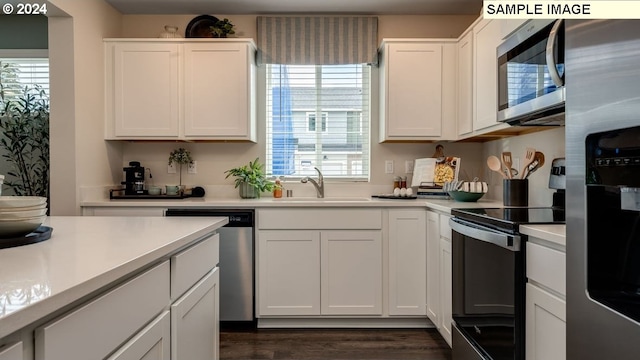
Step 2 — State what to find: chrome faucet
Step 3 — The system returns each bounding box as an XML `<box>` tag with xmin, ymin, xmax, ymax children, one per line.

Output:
<box><xmin>301</xmin><ymin>167</ymin><xmax>324</xmax><ymax>198</ymax></box>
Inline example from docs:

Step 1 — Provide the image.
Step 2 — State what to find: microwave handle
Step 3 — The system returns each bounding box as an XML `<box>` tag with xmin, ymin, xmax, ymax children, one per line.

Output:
<box><xmin>546</xmin><ymin>19</ymin><xmax>564</xmax><ymax>87</ymax></box>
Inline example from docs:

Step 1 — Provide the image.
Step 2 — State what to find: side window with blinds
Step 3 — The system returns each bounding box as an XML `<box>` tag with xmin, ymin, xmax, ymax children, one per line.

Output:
<box><xmin>0</xmin><ymin>58</ymin><xmax>49</xmax><ymax>103</ymax></box>
<box><xmin>266</xmin><ymin>64</ymin><xmax>371</xmax><ymax>180</ymax></box>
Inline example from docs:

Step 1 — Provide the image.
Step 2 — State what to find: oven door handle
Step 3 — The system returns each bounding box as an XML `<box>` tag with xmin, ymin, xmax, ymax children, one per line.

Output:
<box><xmin>449</xmin><ymin>218</ymin><xmax>521</xmax><ymax>252</ymax></box>
<box><xmin>545</xmin><ymin>19</ymin><xmax>564</xmax><ymax>87</ymax></box>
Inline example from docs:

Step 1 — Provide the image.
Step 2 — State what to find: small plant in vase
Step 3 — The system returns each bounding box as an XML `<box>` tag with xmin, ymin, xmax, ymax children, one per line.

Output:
<box><xmin>209</xmin><ymin>18</ymin><xmax>235</xmax><ymax>38</ymax></box>
<box><xmin>224</xmin><ymin>158</ymin><xmax>274</xmax><ymax>199</ymax></box>
<box><xmin>168</xmin><ymin>148</ymin><xmax>193</xmax><ymax>190</ymax></box>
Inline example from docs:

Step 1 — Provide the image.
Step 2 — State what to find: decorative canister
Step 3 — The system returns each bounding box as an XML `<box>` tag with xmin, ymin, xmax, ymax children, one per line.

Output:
<box><xmin>159</xmin><ymin>25</ymin><xmax>182</xmax><ymax>38</ymax></box>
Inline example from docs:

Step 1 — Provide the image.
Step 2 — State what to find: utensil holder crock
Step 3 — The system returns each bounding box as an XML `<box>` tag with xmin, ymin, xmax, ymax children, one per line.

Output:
<box><xmin>503</xmin><ymin>179</ymin><xmax>528</xmax><ymax>206</ymax></box>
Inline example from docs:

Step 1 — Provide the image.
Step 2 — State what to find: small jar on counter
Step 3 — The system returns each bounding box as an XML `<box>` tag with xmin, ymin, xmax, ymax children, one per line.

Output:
<box><xmin>393</xmin><ymin>176</ymin><xmax>401</xmax><ymax>190</ymax></box>
<box><xmin>400</xmin><ymin>176</ymin><xmax>407</xmax><ymax>189</ymax></box>
<box><xmin>273</xmin><ymin>177</ymin><xmax>283</xmax><ymax>198</ymax></box>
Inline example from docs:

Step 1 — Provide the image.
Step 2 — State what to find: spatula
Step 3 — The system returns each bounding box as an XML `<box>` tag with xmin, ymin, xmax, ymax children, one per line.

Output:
<box><xmin>501</xmin><ymin>152</ymin><xmax>513</xmax><ymax>179</ymax></box>
<box><xmin>520</xmin><ymin>147</ymin><xmax>536</xmax><ymax>179</ymax></box>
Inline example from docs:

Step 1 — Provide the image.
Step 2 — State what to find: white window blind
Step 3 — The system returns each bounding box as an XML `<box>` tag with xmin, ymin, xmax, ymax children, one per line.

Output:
<box><xmin>0</xmin><ymin>58</ymin><xmax>49</xmax><ymax>103</ymax></box>
<box><xmin>265</xmin><ymin>64</ymin><xmax>371</xmax><ymax>180</ymax></box>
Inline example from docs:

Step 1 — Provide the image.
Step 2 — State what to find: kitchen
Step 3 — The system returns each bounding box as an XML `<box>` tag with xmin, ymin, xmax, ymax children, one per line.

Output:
<box><xmin>0</xmin><ymin>0</ymin><xmax>635</xmax><ymax>359</ymax></box>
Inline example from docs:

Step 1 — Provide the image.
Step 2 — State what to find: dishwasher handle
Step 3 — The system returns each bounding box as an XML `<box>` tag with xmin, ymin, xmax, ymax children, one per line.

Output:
<box><xmin>165</xmin><ymin>209</ymin><xmax>254</xmax><ymax>227</ymax></box>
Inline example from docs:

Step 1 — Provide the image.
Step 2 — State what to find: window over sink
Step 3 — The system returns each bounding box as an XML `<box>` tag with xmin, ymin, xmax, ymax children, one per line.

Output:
<box><xmin>264</xmin><ymin>64</ymin><xmax>371</xmax><ymax>181</ymax></box>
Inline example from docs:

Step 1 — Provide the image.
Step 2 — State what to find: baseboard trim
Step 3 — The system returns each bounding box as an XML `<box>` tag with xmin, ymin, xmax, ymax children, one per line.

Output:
<box><xmin>257</xmin><ymin>317</ymin><xmax>433</xmax><ymax>328</ymax></box>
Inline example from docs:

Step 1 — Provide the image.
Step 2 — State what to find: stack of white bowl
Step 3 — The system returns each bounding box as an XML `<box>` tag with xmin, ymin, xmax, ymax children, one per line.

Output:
<box><xmin>0</xmin><ymin>196</ymin><xmax>48</xmax><ymax>238</ymax></box>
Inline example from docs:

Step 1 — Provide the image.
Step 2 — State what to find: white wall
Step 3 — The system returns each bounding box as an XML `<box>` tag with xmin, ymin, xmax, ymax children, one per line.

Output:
<box><xmin>114</xmin><ymin>13</ymin><xmax>484</xmax><ymax>199</ymax></box>
<box><xmin>483</xmin><ymin>127</ymin><xmax>565</xmax><ymax>206</ymax></box>
<box><xmin>48</xmin><ymin>0</ymin><xmax>123</xmax><ymax>214</ymax></box>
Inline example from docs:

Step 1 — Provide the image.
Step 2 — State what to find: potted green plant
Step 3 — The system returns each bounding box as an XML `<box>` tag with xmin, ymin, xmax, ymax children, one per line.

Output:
<box><xmin>168</xmin><ymin>148</ymin><xmax>193</xmax><ymax>188</ymax></box>
<box><xmin>0</xmin><ymin>86</ymin><xmax>49</xmax><ymax>202</ymax></box>
<box><xmin>209</xmin><ymin>18</ymin><xmax>235</xmax><ymax>38</ymax></box>
<box><xmin>224</xmin><ymin>158</ymin><xmax>274</xmax><ymax>199</ymax></box>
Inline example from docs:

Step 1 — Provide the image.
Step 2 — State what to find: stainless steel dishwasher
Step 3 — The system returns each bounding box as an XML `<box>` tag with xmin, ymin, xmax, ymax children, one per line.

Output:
<box><xmin>165</xmin><ymin>208</ymin><xmax>255</xmax><ymax>325</ymax></box>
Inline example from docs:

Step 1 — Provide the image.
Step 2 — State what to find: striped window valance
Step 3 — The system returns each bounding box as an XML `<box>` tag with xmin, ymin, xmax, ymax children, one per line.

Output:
<box><xmin>256</xmin><ymin>16</ymin><xmax>378</xmax><ymax>66</ymax></box>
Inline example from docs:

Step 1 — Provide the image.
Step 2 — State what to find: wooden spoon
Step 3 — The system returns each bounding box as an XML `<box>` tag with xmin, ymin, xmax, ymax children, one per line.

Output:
<box><xmin>502</xmin><ymin>152</ymin><xmax>513</xmax><ymax>179</ymax></box>
<box><xmin>520</xmin><ymin>147</ymin><xmax>536</xmax><ymax>179</ymax></box>
<box><xmin>487</xmin><ymin>156</ymin><xmax>507</xmax><ymax>179</ymax></box>
<box><xmin>525</xmin><ymin>152</ymin><xmax>546</xmax><ymax>178</ymax></box>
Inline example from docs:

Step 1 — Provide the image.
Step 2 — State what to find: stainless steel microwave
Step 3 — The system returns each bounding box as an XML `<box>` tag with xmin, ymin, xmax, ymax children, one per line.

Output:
<box><xmin>497</xmin><ymin>19</ymin><xmax>565</xmax><ymax>126</ymax></box>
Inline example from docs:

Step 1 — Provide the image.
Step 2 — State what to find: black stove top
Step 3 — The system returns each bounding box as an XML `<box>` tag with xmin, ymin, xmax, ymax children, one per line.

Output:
<box><xmin>451</xmin><ymin>207</ymin><xmax>565</xmax><ymax>234</ymax></box>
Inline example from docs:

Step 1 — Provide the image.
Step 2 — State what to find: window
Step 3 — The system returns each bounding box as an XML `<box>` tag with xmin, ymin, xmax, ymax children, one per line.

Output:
<box><xmin>265</xmin><ymin>64</ymin><xmax>371</xmax><ymax>180</ymax></box>
<box><xmin>0</xmin><ymin>57</ymin><xmax>49</xmax><ymax>103</ymax></box>
<box><xmin>306</xmin><ymin>112</ymin><xmax>328</xmax><ymax>133</ymax></box>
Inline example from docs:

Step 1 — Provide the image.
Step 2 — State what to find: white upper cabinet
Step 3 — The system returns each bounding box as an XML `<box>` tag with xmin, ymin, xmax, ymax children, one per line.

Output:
<box><xmin>183</xmin><ymin>42</ymin><xmax>256</xmax><ymax>140</ymax></box>
<box><xmin>456</xmin><ymin>31</ymin><xmax>473</xmax><ymax>136</ymax></box>
<box><xmin>105</xmin><ymin>39</ymin><xmax>256</xmax><ymax>142</ymax></box>
<box><xmin>473</xmin><ymin>19</ymin><xmax>502</xmax><ymax>132</ymax></box>
<box><xmin>109</xmin><ymin>42</ymin><xmax>180</xmax><ymax>138</ymax></box>
<box><xmin>379</xmin><ymin>39</ymin><xmax>456</xmax><ymax>142</ymax></box>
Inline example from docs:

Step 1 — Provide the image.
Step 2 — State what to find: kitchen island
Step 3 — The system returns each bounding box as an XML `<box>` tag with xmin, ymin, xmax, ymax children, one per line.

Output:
<box><xmin>0</xmin><ymin>215</ymin><xmax>227</xmax><ymax>359</ymax></box>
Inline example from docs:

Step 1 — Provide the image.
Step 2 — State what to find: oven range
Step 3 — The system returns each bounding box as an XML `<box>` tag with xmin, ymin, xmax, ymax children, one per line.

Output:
<box><xmin>449</xmin><ymin>207</ymin><xmax>565</xmax><ymax>360</ymax></box>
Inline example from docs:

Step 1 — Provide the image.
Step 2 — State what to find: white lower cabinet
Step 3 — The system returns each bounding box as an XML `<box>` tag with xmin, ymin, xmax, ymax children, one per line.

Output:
<box><xmin>258</xmin><ymin>230</ymin><xmax>321</xmax><ymax>316</ymax></box>
<box><xmin>257</xmin><ymin>229</ymin><xmax>381</xmax><ymax>316</ymax></box>
<box><xmin>0</xmin><ymin>342</ymin><xmax>22</xmax><ymax>360</ymax></box>
<box><xmin>388</xmin><ymin>210</ymin><xmax>426</xmax><ymax>316</ymax></box>
<box><xmin>35</xmin><ymin>234</ymin><xmax>220</xmax><ymax>360</ymax></box>
<box><xmin>171</xmin><ymin>268</ymin><xmax>219</xmax><ymax>360</ymax></box>
<box><xmin>425</xmin><ymin>210</ymin><xmax>452</xmax><ymax>346</ymax></box>
<box><xmin>426</xmin><ymin>211</ymin><xmax>440</xmax><ymax>325</ymax></box>
<box><xmin>439</xmin><ymin>236</ymin><xmax>452</xmax><ymax>345</ymax></box>
<box><xmin>526</xmin><ymin>237</ymin><xmax>566</xmax><ymax>360</ymax></box>
<box><xmin>322</xmin><ymin>231</ymin><xmax>382</xmax><ymax>315</ymax></box>
<box><xmin>107</xmin><ymin>311</ymin><xmax>171</xmax><ymax>360</ymax></box>
<box><xmin>35</xmin><ymin>262</ymin><xmax>170</xmax><ymax>360</ymax></box>
<box><xmin>256</xmin><ymin>208</ymin><xmax>383</xmax><ymax>318</ymax></box>
<box><xmin>526</xmin><ymin>283</ymin><xmax>566</xmax><ymax>360</ymax></box>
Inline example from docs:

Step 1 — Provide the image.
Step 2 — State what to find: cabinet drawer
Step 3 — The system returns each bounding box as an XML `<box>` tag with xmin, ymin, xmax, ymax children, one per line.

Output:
<box><xmin>258</xmin><ymin>209</ymin><xmax>382</xmax><ymax>229</ymax></box>
<box><xmin>527</xmin><ymin>242</ymin><xmax>566</xmax><ymax>296</ymax></box>
<box><xmin>35</xmin><ymin>261</ymin><xmax>170</xmax><ymax>360</ymax></box>
<box><xmin>171</xmin><ymin>233</ymin><xmax>219</xmax><ymax>300</ymax></box>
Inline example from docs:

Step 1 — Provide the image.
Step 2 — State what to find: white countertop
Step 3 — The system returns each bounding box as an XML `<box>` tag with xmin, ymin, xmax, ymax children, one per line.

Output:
<box><xmin>0</xmin><ymin>216</ymin><xmax>228</xmax><ymax>339</ymax></box>
<box><xmin>82</xmin><ymin>196</ymin><xmax>504</xmax><ymax>212</ymax></box>
<box><xmin>520</xmin><ymin>224</ymin><xmax>566</xmax><ymax>247</ymax></box>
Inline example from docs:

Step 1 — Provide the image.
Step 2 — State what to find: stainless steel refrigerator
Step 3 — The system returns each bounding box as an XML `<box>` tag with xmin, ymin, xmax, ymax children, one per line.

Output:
<box><xmin>567</xmin><ymin>19</ymin><xmax>640</xmax><ymax>359</ymax></box>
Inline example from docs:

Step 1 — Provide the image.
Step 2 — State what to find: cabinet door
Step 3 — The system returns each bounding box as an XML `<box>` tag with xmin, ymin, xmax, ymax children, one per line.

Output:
<box><xmin>321</xmin><ymin>230</ymin><xmax>382</xmax><ymax>315</ymax></box>
<box><xmin>381</xmin><ymin>42</ymin><xmax>443</xmax><ymax>140</ymax></box>
<box><xmin>457</xmin><ymin>31</ymin><xmax>473</xmax><ymax>136</ymax></box>
<box><xmin>426</xmin><ymin>211</ymin><xmax>440</xmax><ymax>325</ymax></box>
<box><xmin>183</xmin><ymin>43</ymin><xmax>256</xmax><ymax>141</ymax></box>
<box><xmin>388</xmin><ymin>210</ymin><xmax>427</xmax><ymax>316</ymax></box>
<box><xmin>111</xmin><ymin>43</ymin><xmax>180</xmax><ymax>138</ymax></box>
<box><xmin>258</xmin><ymin>230</ymin><xmax>321</xmax><ymax>316</ymax></box>
<box><xmin>35</xmin><ymin>262</ymin><xmax>170</xmax><ymax>360</ymax></box>
<box><xmin>171</xmin><ymin>268</ymin><xmax>219</xmax><ymax>360</ymax></box>
<box><xmin>440</xmin><ymin>237</ymin><xmax>453</xmax><ymax>346</ymax></box>
<box><xmin>473</xmin><ymin>19</ymin><xmax>502</xmax><ymax>131</ymax></box>
<box><xmin>526</xmin><ymin>283</ymin><xmax>566</xmax><ymax>360</ymax></box>
<box><xmin>0</xmin><ymin>342</ymin><xmax>21</xmax><ymax>360</ymax></box>
<box><xmin>107</xmin><ymin>311</ymin><xmax>170</xmax><ymax>360</ymax></box>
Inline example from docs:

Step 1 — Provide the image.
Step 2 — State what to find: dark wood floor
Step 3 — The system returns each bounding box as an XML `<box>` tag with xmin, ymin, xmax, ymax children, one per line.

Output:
<box><xmin>220</xmin><ymin>328</ymin><xmax>452</xmax><ymax>360</ymax></box>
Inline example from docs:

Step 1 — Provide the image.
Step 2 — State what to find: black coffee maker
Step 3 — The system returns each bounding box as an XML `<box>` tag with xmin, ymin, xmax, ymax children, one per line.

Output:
<box><xmin>122</xmin><ymin>161</ymin><xmax>145</xmax><ymax>195</ymax></box>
